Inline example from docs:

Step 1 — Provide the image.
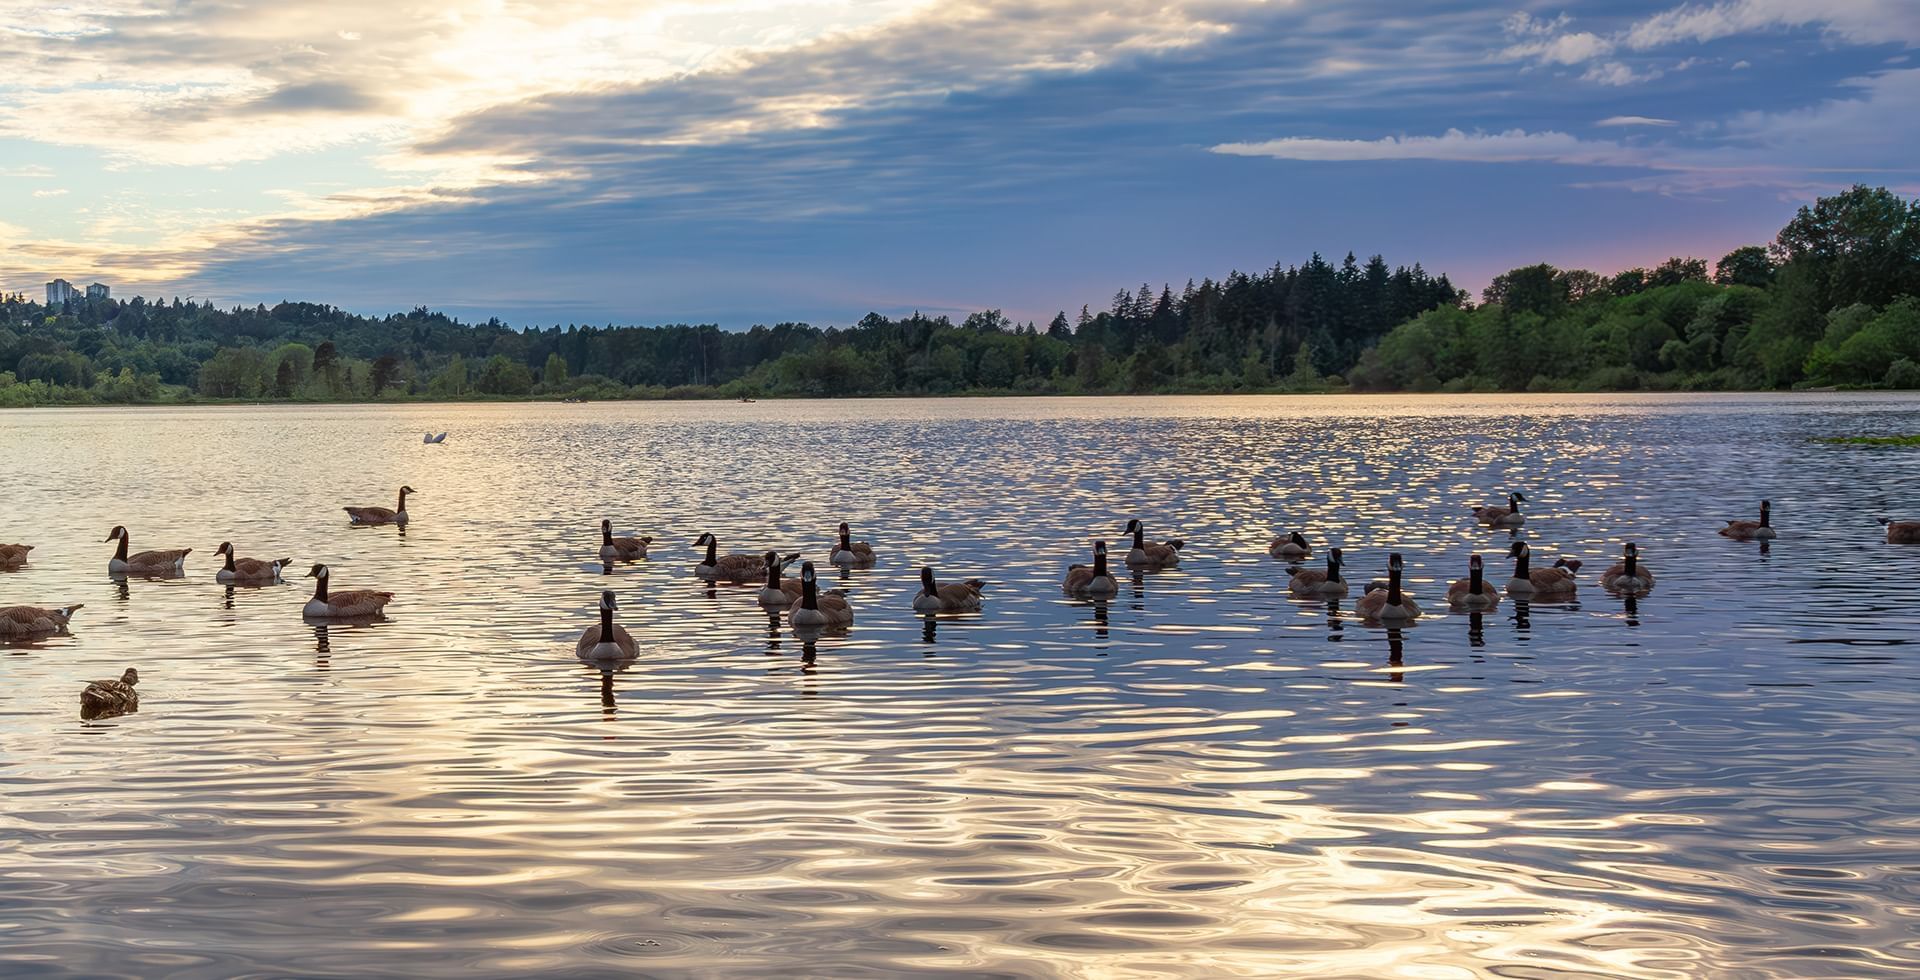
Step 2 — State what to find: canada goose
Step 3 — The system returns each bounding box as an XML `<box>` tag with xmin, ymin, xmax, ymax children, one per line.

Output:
<box><xmin>345</xmin><ymin>486</ymin><xmax>414</xmax><ymax>526</ymax></box>
<box><xmin>576</xmin><ymin>590</ymin><xmax>638</xmax><ymax>660</ymax></box>
<box><xmin>756</xmin><ymin>551</ymin><xmax>805</xmax><ymax>606</ymax></box>
<box><xmin>787</xmin><ymin>561</ymin><xmax>854</xmax><ymax>627</ymax></box>
<box><xmin>913</xmin><ymin>566</ymin><xmax>985</xmax><ymax>612</ymax></box>
<box><xmin>1124</xmin><ymin>519</ymin><xmax>1184</xmax><ymax>568</ymax></box>
<box><xmin>1445</xmin><ymin>554</ymin><xmax>1500</xmax><ymax>608</ymax></box>
<box><xmin>423</xmin><ymin>432</ymin><xmax>448</xmax><ymax>444</ymax></box>
<box><xmin>1881</xmin><ymin>518</ymin><xmax>1920</xmax><ymax>544</ymax></box>
<box><xmin>1063</xmin><ymin>541</ymin><xmax>1120</xmax><ymax>596</ymax></box>
<box><xmin>213</xmin><ymin>542</ymin><xmax>291</xmax><ymax>583</ymax></box>
<box><xmin>0</xmin><ymin>604</ymin><xmax>83</xmax><ymax>636</ymax></box>
<box><xmin>693</xmin><ymin>533</ymin><xmax>778</xmax><ymax>583</ymax></box>
<box><xmin>81</xmin><ymin>668</ymin><xmax>139</xmax><ymax>720</ymax></box>
<box><xmin>1268</xmin><ymin>531</ymin><xmax>1311</xmax><ymax>560</ymax></box>
<box><xmin>104</xmin><ymin>526</ymin><xmax>190</xmax><ymax>575</ymax></box>
<box><xmin>1355</xmin><ymin>553</ymin><xmax>1422</xmax><ymax>621</ymax></box>
<box><xmin>1599</xmin><ymin>542</ymin><xmax>1655</xmax><ymax>593</ymax></box>
<box><xmin>0</xmin><ymin>543</ymin><xmax>31</xmax><ymax>567</ymax></box>
<box><xmin>830</xmin><ymin>522</ymin><xmax>876</xmax><ymax>567</ymax></box>
<box><xmin>1472</xmin><ymin>492</ymin><xmax>1526</xmax><ymax>528</ymax></box>
<box><xmin>301</xmin><ymin>564</ymin><xmax>395</xmax><ymax>618</ymax></box>
<box><xmin>1719</xmin><ymin>500</ymin><xmax>1776</xmax><ymax>540</ymax></box>
<box><xmin>1505</xmin><ymin>542</ymin><xmax>1579</xmax><ymax>595</ymax></box>
<box><xmin>599</xmin><ymin>519</ymin><xmax>651</xmax><ymax>560</ymax></box>
<box><xmin>1289</xmin><ymin>547</ymin><xmax>1349</xmax><ymax>597</ymax></box>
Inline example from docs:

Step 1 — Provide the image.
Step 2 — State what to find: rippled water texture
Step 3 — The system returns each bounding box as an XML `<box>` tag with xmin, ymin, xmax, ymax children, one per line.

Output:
<box><xmin>3</xmin><ymin>394</ymin><xmax>1920</xmax><ymax>978</ymax></box>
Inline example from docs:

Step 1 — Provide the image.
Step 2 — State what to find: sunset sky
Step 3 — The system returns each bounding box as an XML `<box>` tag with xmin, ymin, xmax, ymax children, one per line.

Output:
<box><xmin>2</xmin><ymin>0</ymin><xmax>1914</xmax><ymax>326</ymax></box>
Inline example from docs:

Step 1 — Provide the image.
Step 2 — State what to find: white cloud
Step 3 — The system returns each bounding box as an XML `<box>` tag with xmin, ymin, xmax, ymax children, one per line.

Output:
<box><xmin>1</xmin><ymin>164</ymin><xmax>56</xmax><ymax>178</ymax></box>
<box><xmin>1502</xmin><ymin>30</ymin><xmax>1614</xmax><ymax>66</ymax></box>
<box><xmin>1583</xmin><ymin>61</ymin><xmax>1662</xmax><ymax>86</ymax></box>
<box><xmin>1597</xmin><ymin>115</ymin><xmax>1678</xmax><ymax>127</ymax></box>
<box><xmin>1212</xmin><ymin>128</ymin><xmax>1655</xmax><ymax>167</ymax></box>
<box><xmin>1495</xmin><ymin>0</ymin><xmax>1920</xmax><ymax>79</ymax></box>
<box><xmin>32</xmin><ymin>188</ymin><xmax>69</xmax><ymax>197</ymax></box>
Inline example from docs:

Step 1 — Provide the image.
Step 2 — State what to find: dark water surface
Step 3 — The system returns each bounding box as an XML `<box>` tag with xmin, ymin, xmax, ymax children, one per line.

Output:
<box><xmin>2</xmin><ymin>394</ymin><xmax>1918</xmax><ymax>978</ymax></box>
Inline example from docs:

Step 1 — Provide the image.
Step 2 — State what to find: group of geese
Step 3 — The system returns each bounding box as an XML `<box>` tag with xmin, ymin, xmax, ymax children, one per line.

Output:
<box><xmin>5</xmin><ymin>487</ymin><xmax>1916</xmax><ymax>717</ymax></box>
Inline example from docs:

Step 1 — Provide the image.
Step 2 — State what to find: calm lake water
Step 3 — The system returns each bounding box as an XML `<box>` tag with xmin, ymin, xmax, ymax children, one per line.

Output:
<box><xmin>3</xmin><ymin>394</ymin><xmax>1919</xmax><ymax>978</ymax></box>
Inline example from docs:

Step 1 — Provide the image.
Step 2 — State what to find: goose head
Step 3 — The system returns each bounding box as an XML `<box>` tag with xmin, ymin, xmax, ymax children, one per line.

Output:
<box><xmin>1624</xmin><ymin>542</ymin><xmax>1638</xmax><ymax>559</ymax></box>
<box><xmin>215</xmin><ymin>541</ymin><xmax>233</xmax><ymax>557</ymax></box>
<box><xmin>920</xmin><ymin>566</ymin><xmax>937</xmax><ymax>594</ymax></box>
<box><xmin>599</xmin><ymin>589</ymin><xmax>618</xmax><ymax>611</ymax></box>
<box><xmin>1507</xmin><ymin>541</ymin><xmax>1530</xmax><ymax>559</ymax></box>
<box><xmin>1290</xmin><ymin>532</ymin><xmax>1309</xmax><ymax>548</ymax></box>
<box><xmin>693</xmin><ymin>532</ymin><xmax>715</xmax><ymax>547</ymax></box>
<box><xmin>800</xmin><ymin>561</ymin><xmax>818</xmax><ymax>585</ymax></box>
<box><xmin>105</xmin><ymin>525</ymin><xmax>127</xmax><ymax>542</ymax></box>
<box><xmin>1124</xmin><ymin>518</ymin><xmax>1142</xmax><ymax>534</ymax></box>
<box><xmin>1468</xmin><ymin>554</ymin><xmax>1483</xmax><ymax>572</ymax></box>
<box><xmin>1093</xmin><ymin>540</ymin><xmax>1108</xmax><ymax>559</ymax></box>
<box><xmin>305</xmin><ymin>563</ymin><xmax>330</xmax><ymax>579</ymax></box>
<box><xmin>119</xmin><ymin>667</ymin><xmax>139</xmax><ymax>687</ymax></box>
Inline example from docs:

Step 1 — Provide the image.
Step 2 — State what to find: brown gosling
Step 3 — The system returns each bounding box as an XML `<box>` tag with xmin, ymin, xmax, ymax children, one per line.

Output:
<box><xmin>0</xmin><ymin>543</ymin><xmax>32</xmax><ymax>567</ymax></box>
<box><xmin>913</xmin><ymin>566</ymin><xmax>986</xmax><ymax>612</ymax></box>
<box><xmin>81</xmin><ymin>668</ymin><xmax>139</xmax><ymax>720</ymax></box>
<box><xmin>693</xmin><ymin>533</ymin><xmax>771</xmax><ymax>583</ymax></box>
<box><xmin>830</xmin><ymin>522</ymin><xmax>876</xmax><ymax>567</ymax></box>
<box><xmin>1472</xmin><ymin>492</ymin><xmax>1526</xmax><ymax>528</ymax></box>
<box><xmin>301</xmin><ymin>564</ymin><xmax>395</xmax><ymax>618</ymax></box>
<box><xmin>1355</xmin><ymin>553</ymin><xmax>1422</xmax><ymax>621</ymax></box>
<box><xmin>756</xmin><ymin>551</ymin><xmax>806</xmax><ymax>606</ymax></box>
<box><xmin>576</xmin><ymin>590</ymin><xmax>638</xmax><ymax>661</ymax></box>
<box><xmin>1063</xmin><ymin>541</ymin><xmax>1120</xmax><ymax>596</ymax></box>
<box><xmin>1123</xmin><ymin>519</ymin><xmax>1184</xmax><ymax>568</ymax></box>
<box><xmin>1269</xmin><ymin>531</ymin><xmax>1311</xmax><ymax>560</ymax></box>
<box><xmin>1719</xmin><ymin>500</ymin><xmax>1776</xmax><ymax>540</ymax></box>
<box><xmin>1504</xmin><ymin>542</ymin><xmax>1579</xmax><ymax>596</ymax></box>
<box><xmin>345</xmin><ymin>486</ymin><xmax>414</xmax><ymax>526</ymax></box>
<box><xmin>787</xmin><ymin>561</ymin><xmax>854</xmax><ymax>627</ymax></box>
<box><xmin>1445</xmin><ymin>554</ymin><xmax>1500</xmax><ymax>608</ymax></box>
<box><xmin>1288</xmin><ymin>547</ymin><xmax>1348</xmax><ymax>597</ymax></box>
<box><xmin>105</xmin><ymin>526</ymin><xmax>191</xmax><ymax>575</ymax></box>
<box><xmin>599</xmin><ymin>519</ymin><xmax>652</xmax><ymax>561</ymax></box>
<box><xmin>0</xmin><ymin>604</ymin><xmax>83</xmax><ymax>636</ymax></box>
<box><xmin>1878</xmin><ymin>517</ymin><xmax>1920</xmax><ymax>544</ymax></box>
<box><xmin>1599</xmin><ymin>542</ymin><xmax>1655</xmax><ymax>593</ymax></box>
<box><xmin>213</xmin><ymin>542</ymin><xmax>292</xmax><ymax>583</ymax></box>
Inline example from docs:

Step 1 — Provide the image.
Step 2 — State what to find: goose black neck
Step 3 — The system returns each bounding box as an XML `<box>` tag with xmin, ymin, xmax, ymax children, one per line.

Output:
<box><xmin>802</xmin><ymin>576</ymin><xmax>819</xmax><ymax>609</ymax></box>
<box><xmin>1092</xmin><ymin>549</ymin><xmax>1108</xmax><ymax>578</ymax></box>
<box><xmin>840</xmin><ymin>528</ymin><xmax>851</xmax><ymax>550</ymax></box>
<box><xmin>765</xmin><ymin>559</ymin><xmax>780</xmax><ymax>588</ymax></box>
<box><xmin>397</xmin><ymin>489</ymin><xmax>409</xmax><ymax>512</ymax></box>
<box><xmin>921</xmin><ymin>568</ymin><xmax>937</xmax><ymax>595</ymax></box>
<box><xmin>1759</xmin><ymin>502</ymin><xmax>1771</xmax><ymax>527</ymax></box>
<box><xmin>1327</xmin><ymin>554</ymin><xmax>1341</xmax><ymax>583</ymax></box>
<box><xmin>602</xmin><ymin>523</ymin><xmax>613</xmax><ymax>546</ymax></box>
<box><xmin>1510</xmin><ymin>494</ymin><xmax>1521</xmax><ymax>514</ymax></box>
<box><xmin>1468</xmin><ymin>563</ymin><xmax>1483</xmax><ymax>593</ymax></box>
<box><xmin>1132</xmin><ymin>524</ymin><xmax>1145</xmax><ymax>549</ymax></box>
<box><xmin>1624</xmin><ymin>551</ymin><xmax>1637</xmax><ymax>577</ymax></box>
<box><xmin>600</xmin><ymin>603</ymin><xmax>614</xmax><ymax>635</ymax></box>
<box><xmin>1387</xmin><ymin>561</ymin><xmax>1403</xmax><ymax>605</ymax></box>
<box><xmin>1514</xmin><ymin>549</ymin><xmax>1531</xmax><ymax>577</ymax></box>
<box><xmin>313</xmin><ymin>573</ymin><xmax>328</xmax><ymax>602</ymax></box>
<box><xmin>704</xmin><ymin>537</ymin><xmax>718</xmax><ymax>564</ymax></box>
<box><xmin>223</xmin><ymin>548</ymin><xmax>236</xmax><ymax>572</ymax></box>
<box><xmin>114</xmin><ymin>534</ymin><xmax>128</xmax><ymax>562</ymax></box>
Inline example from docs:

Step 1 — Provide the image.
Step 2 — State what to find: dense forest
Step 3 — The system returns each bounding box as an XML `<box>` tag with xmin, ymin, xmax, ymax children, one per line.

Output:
<box><xmin>3</xmin><ymin>186</ymin><xmax>1916</xmax><ymax>406</ymax></box>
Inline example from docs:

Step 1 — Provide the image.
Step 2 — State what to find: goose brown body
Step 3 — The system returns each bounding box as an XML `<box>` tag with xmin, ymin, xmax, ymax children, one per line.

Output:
<box><xmin>693</xmin><ymin>533</ymin><xmax>767</xmax><ymax>583</ymax></box>
<box><xmin>1124</xmin><ymin>520</ymin><xmax>1183</xmax><ymax>568</ymax></box>
<box><xmin>0</xmin><ymin>604</ymin><xmax>83</xmax><ymax>635</ymax></box>
<box><xmin>301</xmin><ymin>564</ymin><xmax>395</xmax><ymax>618</ymax></box>
<box><xmin>1472</xmin><ymin>492</ymin><xmax>1526</xmax><ymax>527</ymax></box>
<box><xmin>1268</xmin><ymin>532</ymin><xmax>1311</xmax><ymax>560</ymax></box>
<box><xmin>1289</xmin><ymin>548</ymin><xmax>1348</xmax><ymax>597</ymax></box>
<box><xmin>1598</xmin><ymin>542</ymin><xmax>1656</xmax><ymax>592</ymax></box>
<box><xmin>0</xmin><ymin>544</ymin><xmax>31</xmax><ymax>567</ymax></box>
<box><xmin>787</xmin><ymin>561</ymin><xmax>854</xmax><ymax>627</ymax></box>
<box><xmin>1720</xmin><ymin>500</ymin><xmax>1777</xmax><ymax>540</ymax></box>
<box><xmin>755</xmin><ymin>552</ymin><xmax>806</xmax><ymax>605</ymax></box>
<box><xmin>599</xmin><ymin>520</ymin><xmax>651</xmax><ymax>560</ymax></box>
<box><xmin>345</xmin><ymin>486</ymin><xmax>414</xmax><ymax>526</ymax></box>
<box><xmin>1879</xmin><ymin>518</ymin><xmax>1920</xmax><ymax>544</ymax></box>
<box><xmin>1354</xmin><ymin>553</ymin><xmax>1421</xmax><ymax>620</ymax></box>
<box><xmin>913</xmin><ymin>567</ymin><xmax>985</xmax><ymax>612</ymax></box>
<box><xmin>104</xmin><ymin>526</ymin><xmax>190</xmax><ymax>574</ymax></box>
<box><xmin>214</xmin><ymin>542</ymin><xmax>290</xmax><ymax>583</ymax></box>
<box><xmin>1505</xmin><ymin>542</ymin><xmax>1579</xmax><ymax>595</ymax></box>
<box><xmin>81</xmin><ymin>668</ymin><xmax>138</xmax><ymax>720</ymax></box>
<box><xmin>1063</xmin><ymin>541</ymin><xmax>1119</xmax><ymax>595</ymax></box>
<box><xmin>1445</xmin><ymin>555</ymin><xmax>1500</xmax><ymax>607</ymax></box>
<box><xmin>577</xmin><ymin>591</ymin><xmax>639</xmax><ymax>659</ymax></box>
<box><xmin>830</xmin><ymin>523</ymin><xmax>876</xmax><ymax>567</ymax></box>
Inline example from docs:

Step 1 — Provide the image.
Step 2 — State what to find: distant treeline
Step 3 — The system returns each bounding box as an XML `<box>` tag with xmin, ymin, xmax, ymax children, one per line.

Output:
<box><xmin>3</xmin><ymin>186</ymin><xmax>1917</xmax><ymax>406</ymax></box>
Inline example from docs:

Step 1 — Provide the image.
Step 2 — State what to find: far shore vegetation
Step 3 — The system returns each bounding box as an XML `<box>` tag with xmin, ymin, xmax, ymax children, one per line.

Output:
<box><xmin>1814</xmin><ymin>434</ymin><xmax>1920</xmax><ymax>446</ymax></box>
<box><xmin>6</xmin><ymin>186</ymin><xmax>1919</xmax><ymax>409</ymax></box>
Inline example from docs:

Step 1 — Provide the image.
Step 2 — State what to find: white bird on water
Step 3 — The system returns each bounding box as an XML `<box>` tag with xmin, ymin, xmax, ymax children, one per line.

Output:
<box><xmin>423</xmin><ymin>432</ymin><xmax>448</xmax><ymax>444</ymax></box>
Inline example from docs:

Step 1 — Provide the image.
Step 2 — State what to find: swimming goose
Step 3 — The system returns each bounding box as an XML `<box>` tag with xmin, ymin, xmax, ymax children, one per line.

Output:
<box><xmin>1063</xmin><ymin>541</ymin><xmax>1120</xmax><ymax>596</ymax></box>
<box><xmin>1881</xmin><ymin>518</ymin><xmax>1920</xmax><ymax>544</ymax></box>
<box><xmin>693</xmin><ymin>533</ymin><xmax>774</xmax><ymax>583</ymax></box>
<box><xmin>787</xmin><ymin>561</ymin><xmax>854</xmax><ymax>627</ymax></box>
<box><xmin>830</xmin><ymin>522</ymin><xmax>876</xmax><ymax>567</ymax></box>
<box><xmin>105</xmin><ymin>526</ymin><xmax>190</xmax><ymax>575</ymax></box>
<box><xmin>1268</xmin><ymin>531</ymin><xmax>1311</xmax><ymax>560</ymax></box>
<box><xmin>1355</xmin><ymin>553</ymin><xmax>1422</xmax><ymax>621</ymax></box>
<box><xmin>1445</xmin><ymin>554</ymin><xmax>1500</xmax><ymax>608</ymax></box>
<box><xmin>756</xmin><ymin>551</ymin><xmax>805</xmax><ymax>606</ymax></box>
<box><xmin>576</xmin><ymin>590</ymin><xmax>638</xmax><ymax>660</ymax></box>
<box><xmin>80</xmin><ymin>668</ymin><xmax>139</xmax><ymax>720</ymax></box>
<box><xmin>0</xmin><ymin>604</ymin><xmax>83</xmax><ymax>636</ymax></box>
<box><xmin>913</xmin><ymin>566</ymin><xmax>985</xmax><ymax>612</ymax></box>
<box><xmin>1288</xmin><ymin>547</ymin><xmax>1348</xmax><ymax>597</ymax></box>
<box><xmin>1599</xmin><ymin>542</ymin><xmax>1655</xmax><ymax>593</ymax></box>
<box><xmin>301</xmin><ymin>564</ymin><xmax>395</xmax><ymax>618</ymax></box>
<box><xmin>1505</xmin><ymin>542</ymin><xmax>1579</xmax><ymax>596</ymax></box>
<box><xmin>213</xmin><ymin>542</ymin><xmax>291</xmax><ymax>583</ymax></box>
<box><xmin>1718</xmin><ymin>500</ymin><xmax>1776</xmax><ymax>540</ymax></box>
<box><xmin>1124</xmin><ymin>519</ymin><xmax>1184</xmax><ymax>568</ymax></box>
<box><xmin>0</xmin><ymin>544</ymin><xmax>31</xmax><ymax>567</ymax></box>
<box><xmin>345</xmin><ymin>486</ymin><xmax>414</xmax><ymax>526</ymax></box>
<box><xmin>1472</xmin><ymin>492</ymin><xmax>1526</xmax><ymax>528</ymax></box>
<box><xmin>599</xmin><ymin>519</ymin><xmax>652</xmax><ymax>561</ymax></box>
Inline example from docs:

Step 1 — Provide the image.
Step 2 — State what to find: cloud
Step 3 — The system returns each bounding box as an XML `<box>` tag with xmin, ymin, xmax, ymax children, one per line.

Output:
<box><xmin>1</xmin><ymin>164</ymin><xmax>56</xmax><ymax>178</ymax></box>
<box><xmin>1582</xmin><ymin>61</ymin><xmax>1662</xmax><ymax>86</ymax></box>
<box><xmin>32</xmin><ymin>188</ymin><xmax>69</xmax><ymax>197</ymax></box>
<box><xmin>235</xmin><ymin>81</ymin><xmax>388</xmax><ymax>115</ymax></box>
<box><xmin>1596</xmin><ymin>115</ymin><xmax>1678</xmax><ymax>127</ymax></box>
<box><xmin>1623</xmin><ymin>0</ymin><xmax>1920</xmax><ymax>50</ymax></box>
<box><xmin>1213</xmin><ymin>128</ymin><xmax>1656</xmax><ymax>166</ymax></box>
